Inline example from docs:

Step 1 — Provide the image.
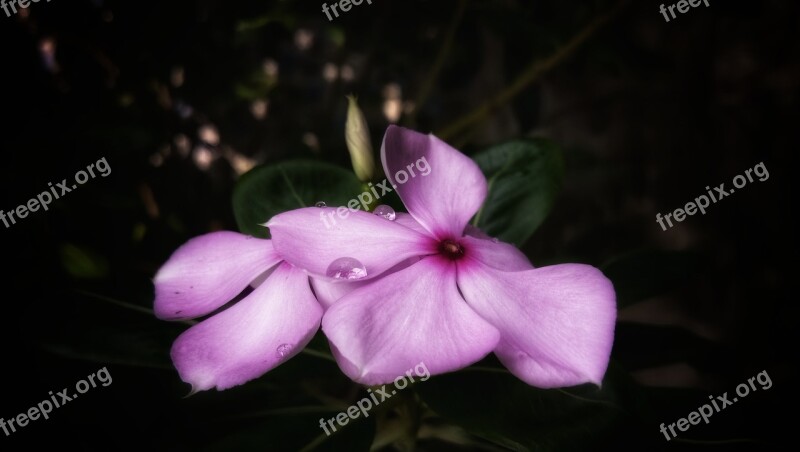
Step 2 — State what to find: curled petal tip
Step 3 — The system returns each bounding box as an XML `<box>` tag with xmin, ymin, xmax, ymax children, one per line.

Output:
<box><xmin>183</xmin><ymin>386</ymin><xmax>201</xmax><ymax>398</ymax></box>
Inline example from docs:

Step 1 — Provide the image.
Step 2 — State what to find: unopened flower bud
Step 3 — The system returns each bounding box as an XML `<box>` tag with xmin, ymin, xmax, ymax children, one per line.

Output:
<box><xmin>345</xmin><ymin>95</ymin><xmax>376</xmax><ymax>182</ymax></box>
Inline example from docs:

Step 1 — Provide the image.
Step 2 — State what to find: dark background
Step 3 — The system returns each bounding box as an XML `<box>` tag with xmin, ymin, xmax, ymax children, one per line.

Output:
<box><xmin>0</xmin><ymin>0</ymin><xmax>796</xmax><ymax>450</ymax></box>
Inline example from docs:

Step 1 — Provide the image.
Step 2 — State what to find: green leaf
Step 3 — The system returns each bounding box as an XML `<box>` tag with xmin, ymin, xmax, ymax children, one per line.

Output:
<box><xmin>233</xmin><ymin>160</ymin><xmax>363</xmax><ymax>238</ymax></box>
<box><xmin>60</xmin><ymin>243</ymin><xmax>109</xmax><ymax>279</ymax></box>
<box><xmin>601</xmin><ymin>249</ymin><xmax>703</xmax><ymax>308</ymax></box>
<box><xmin>415</xmin><ymin>363</ymin><xmax>651</xmax><ymax>451</ymax></box>
<box><xmin>472</xmin><ymin>138</ymin><xmax>564</xmax><ymax>246</ymax></box>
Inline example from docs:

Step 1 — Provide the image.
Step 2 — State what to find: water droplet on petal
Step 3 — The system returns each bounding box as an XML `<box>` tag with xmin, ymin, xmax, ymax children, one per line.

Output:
<box><xmin>373</xmin><ymin>205</ymin><xmax>396</xmax><ymax>221</ymax></box>
<box><xmin>491</xmin><ymin>237</ymin><xmax>500</xmax><ymax>243</ymax></box>
<box><xmin>315</xmin><ymin>201</ymin><xmax>327</xmax><ymax>208</ymax></box>
<box><xmin>326</xmin><ymin>257</ymin><xmax>368</xmax><ymax>280</ymax></box>
<box><xmin>276</xmin><ymin>343</ymin><xmax>292</xmax><ymax>358</ymax></box>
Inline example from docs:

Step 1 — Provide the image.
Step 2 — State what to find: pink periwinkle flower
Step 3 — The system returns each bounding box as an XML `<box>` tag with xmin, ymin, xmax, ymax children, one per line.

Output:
<box><xmin>267</xmin><ymin>125</ymin><xmax>617</xmax><ymax>388</ymax></box>
<box><xmin>153</xmin><ymin>234</ymin><xmax>324</xmax><ymax>391</ymax></box>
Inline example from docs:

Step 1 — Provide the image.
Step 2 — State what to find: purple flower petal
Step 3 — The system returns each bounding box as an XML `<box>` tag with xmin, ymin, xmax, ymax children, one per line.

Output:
<box><xmin>154</xmin><ymin>232</ymin><xmax>282</xmax><ymax>320</ymax></box>
<box><xmin>457</xmin><ymin>261</ymin><xmax>616</xmax><ymax>388</ymax></box>
<box><xmin>170</xmin><ymin>263</ymin><xmax>322</xmax><ymax>391</ymax></box>
<box><xmin>310</xmin><ymin>255</ymin><xmax>422</xmax><ymax>309</ymax></box>
<box><xmin>310</xmin><ymin>277</ymin><xmax>368</xmax><ymax>310</ymax></box>
<box><xmin>463</xmin><ymin>224</ymin><xmax>492</xmax><ymax>240</ymax></box>
<box><xmin>393</xmin><ymin>212</ymin><xmax>430</xmax><ymax>235</ymax></box>
<box><xmin>381</xmin><ymin>125</ymin><xmax>487</xmax><ymax>240</ymax></box>
<box><xmin>268</xmin><ymin>207</ymin><xmax>436</xmax><ymax>280</ymax></box>
<box><xmin>322</xmin><ymin>256</ymin><xmax>500</xmax><ymax>385</ymax></box>
<box><xmin>461</xmin><ymin>235</ymin><xmax>533</xmax><ymax>272</ymax></box>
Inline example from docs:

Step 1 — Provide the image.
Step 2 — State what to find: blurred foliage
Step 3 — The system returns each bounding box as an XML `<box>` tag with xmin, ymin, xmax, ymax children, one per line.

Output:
<box><xmin>472</xmin><ymin>139</ymin><xmax>564</xmax><ymax>246</ymax></box>
<box><xmin>233</xmin><ymin>160</ymin><xmax>362</xmax><ymax>238</ymax></box>
<box><xmin>415</xmin><ymin>362</ymin><xmax>656</xmax><ymax>451</ymax></box>
<box><xmin>601</xmin><ymin>249</ymin><xmax>704</xmax><ymax>309</ymax></box>
<box><xmin>1</xmin><ymin>0</ymin><xmax>795</xmax><ymax>450</ymax></box>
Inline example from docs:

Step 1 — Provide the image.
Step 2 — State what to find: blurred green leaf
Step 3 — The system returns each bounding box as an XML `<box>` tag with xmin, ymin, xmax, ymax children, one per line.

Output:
<box><xmin>234</xmin><ymin>70</ymin><xmax>278</xmax><ymax>101</ymax></box>
<box><xmin>60</xmin><ymin>243</ymin><xmax>109</xmax><ymax>279</ymax></box>
<box><xmin>415</xmin><ymin>363</ymin><xmax>651</xmax><ymax>451</ymax></box>
<box><xmin>472</xmin><ymin>139</ymin><xmax>564</xmax><ymax>246</ymax></box>
<box><xmin>236</xmin><ymin>13</ymin><xmax>296</xmax><ymax>32</ymax></box>
<box><xmin>601</xmin><ymin>249</ymin><xmax>702</xmax><ymax>308</ymax></box>
<box><xmin>233</xmin><ymin>160</ymin><xmax>363</xmax><ymax>238</ymax></box>
<box><xmin>326</xmin><ymin>28</ymin><xmax>346</xmax><ymax>48</ymax></box>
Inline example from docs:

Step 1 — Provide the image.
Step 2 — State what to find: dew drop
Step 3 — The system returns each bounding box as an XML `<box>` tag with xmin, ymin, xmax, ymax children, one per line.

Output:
<box><xmin>326</xmin><ymin>257</ymin><xmax>368</xmax><ymax>280</ymax></box>
<box><xmin>491</xmin><ymin>237</ymin><xmax>499</xmax><ymax>243</ymax></box>
<box><xmin>315</xmin><ymin>201</ymin><xmax>327</xmax><ymax>208</ymax></box>
<box><xmin>276</xmin><ymin>343</ymin><xmax>292</xmax><ymax>358</ymax></box>
<box><xmin>373</xmin><ymin>205</ymin><xmax>396</xmax><ymax>221</ymax></box>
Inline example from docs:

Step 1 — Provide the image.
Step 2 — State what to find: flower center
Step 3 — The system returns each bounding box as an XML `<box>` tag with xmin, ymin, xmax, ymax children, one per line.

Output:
<box><xmin>438</xmin><ymin>239</ymin><xmax>465</xmax><ymax>260</ymax></box>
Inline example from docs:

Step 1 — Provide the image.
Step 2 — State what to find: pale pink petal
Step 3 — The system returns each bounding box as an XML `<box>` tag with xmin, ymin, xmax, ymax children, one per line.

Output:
<box><xmin>380</xmin><ymin>125</ymin><xmax>487</xmax><ymax>239</ymax></box>
<box><xmin>309</xmin><ymin>256</ymin><xmax>422</xmax><ymax>309</ymax></box>
<box><xmin>457</xmin><ymin>261</ymin><xmax>616</xmax><ymax>388</ymax></box>
<box><xmin>322</xmin><ymin>256</ymin><xmax>500</xmax><ymax>385</ymax></box>
<box><xmin>171</xmin><ymin>263</ymin><xmax>322</xmax><ymax>391</ymax></box>
<box><xmin>393</xmin><ymin>212</ymin><xmax>429</xmax><ymax>235</ymax></box>
<box><xmin>310</xmin><ymin>277</ymin><xmax>368</xmax><ymax>310</ymax></box>
<box><xmin>464</xmin><ymin>224</ymin><xmax>492</xmax><ymax>240</ymax></box>
<box><xmin>154</xmin><ymin>232</ymin><xmax>282</xmax><ymax>320</ymax></box>
<box><xmin>461</xmin><ymin>235</ymin><xmax>533</xmax><ymax>272</ymax></box>
<box><xmin>267</xmin><ymin>207</ymin><xmax>436</xmax><ymax>280</ymax></box>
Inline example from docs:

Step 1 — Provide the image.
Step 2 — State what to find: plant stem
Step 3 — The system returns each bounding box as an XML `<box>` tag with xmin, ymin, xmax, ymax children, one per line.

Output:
<box><xmin>436</xmin><ymin>0</ymin><xmax>629</xmax><ymax>141</ymax></box>
<box><xmin>406</xmin><ymin>0</ymin><xmax>468</xmax><ymax>127</ymax></box>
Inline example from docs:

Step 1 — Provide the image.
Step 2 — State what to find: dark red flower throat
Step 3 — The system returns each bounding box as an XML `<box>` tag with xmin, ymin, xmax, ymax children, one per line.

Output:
<box><xmin>439</xmin><ymin>239</ymin><xmax>465</xmax><ymax>260</ymax></box>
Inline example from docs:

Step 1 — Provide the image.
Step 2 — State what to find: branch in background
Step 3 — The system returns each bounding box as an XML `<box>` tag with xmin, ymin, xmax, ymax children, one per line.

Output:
<box><xmin>436</xmin><ymin>0</ymin><xmax>630</xmax><ymax>142</ymax></box>
<box><xmin>405</xmin><ymin>0</ymin><xmax>468</xmax><ymax>128</ymax></box>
